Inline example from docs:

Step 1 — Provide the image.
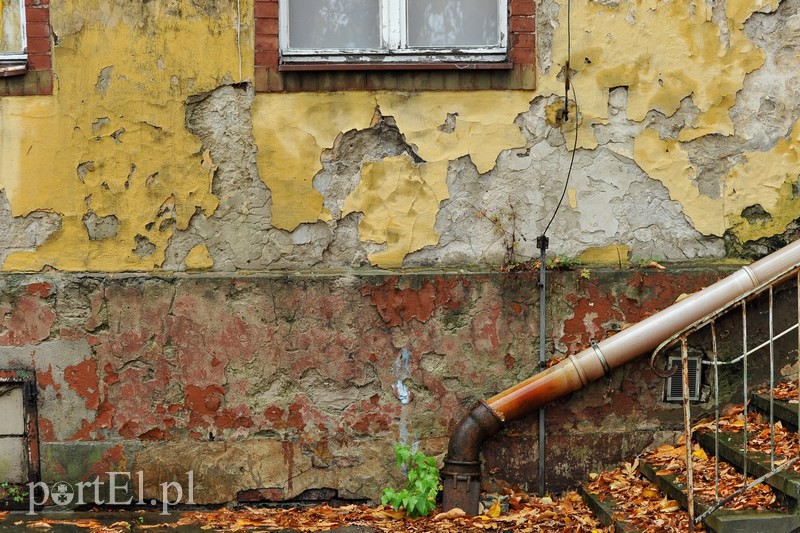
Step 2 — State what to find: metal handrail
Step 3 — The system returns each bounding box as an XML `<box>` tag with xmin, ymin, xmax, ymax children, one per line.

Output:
<box><xmin>650</xmin><ymin>263</ymin><xmax>800</xmax><ymax>375</ymax></box>
<box><xmin>649</xmin><ymin>262</ymin><xmax>800</xmax><ymax>527</ymax></box>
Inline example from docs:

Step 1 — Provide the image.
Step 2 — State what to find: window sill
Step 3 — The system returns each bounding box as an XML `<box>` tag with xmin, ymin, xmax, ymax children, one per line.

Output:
<box><xmin>278</xmin><ymin>61</ymin><xmax>513</xmax><ymax>72</ymax></box>
<box><xmin>0</xmin><ymin>61</ymin><xmax>27</xmax><ymax>78</ymax></box>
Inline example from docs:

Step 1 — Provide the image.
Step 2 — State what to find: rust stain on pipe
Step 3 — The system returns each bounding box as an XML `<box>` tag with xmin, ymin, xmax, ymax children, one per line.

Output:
<box><xmin>443</xmin><ymin>239</ymin><xmax>800</xmax><ymax>514</ymax></box>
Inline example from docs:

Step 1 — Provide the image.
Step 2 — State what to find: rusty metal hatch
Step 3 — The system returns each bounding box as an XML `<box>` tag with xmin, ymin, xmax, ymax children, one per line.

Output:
<box><xmin>0</xmin><ymin>369</ymin><xmax>41</xmax><ymax>511</ymax></box>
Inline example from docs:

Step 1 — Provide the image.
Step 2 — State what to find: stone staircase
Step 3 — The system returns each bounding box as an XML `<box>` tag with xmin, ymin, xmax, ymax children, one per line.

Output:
<box><xmin>580</xmin><ymin>385</ymin><xmax>800</xmax><ymax>532</ymax></box>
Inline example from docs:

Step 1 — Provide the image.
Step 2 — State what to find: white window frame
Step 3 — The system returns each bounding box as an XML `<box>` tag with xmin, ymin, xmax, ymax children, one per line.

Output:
<box><xmin>0</xmin><ymin>0</ymin><xmax>28</xmax><ymax>73</ymax></box>
<box><xmin>279</xmin><ymin>0</ymin><xmax>508</xmax><ymax>64</ymax></box>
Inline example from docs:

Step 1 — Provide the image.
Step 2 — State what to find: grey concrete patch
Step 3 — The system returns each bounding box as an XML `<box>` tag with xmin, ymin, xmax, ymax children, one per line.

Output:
<box><xmin>0</xmin><ymin>341</ymin><xmax>95</xmax><ymax>442</ymax></box>
<box><xmin>0</xmin><ymin>386</ymin><xmax>24</xmax><ymax>435</ymax></box>
<box><xmin>0</xmin><ymin>191</ymin><xmax>62</xmax><ymax>269</ymax></box>
<box><xmin>0</xmin><ymin>437</ymin><xmax>26</xmax><ymax>483</ymax></box>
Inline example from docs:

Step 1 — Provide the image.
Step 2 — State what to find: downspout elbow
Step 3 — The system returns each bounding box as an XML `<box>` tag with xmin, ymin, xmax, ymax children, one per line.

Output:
<box><xmin>441</xmin><ymin>400</ymin><xmax>503</xmax><ymax>515</ymax></box>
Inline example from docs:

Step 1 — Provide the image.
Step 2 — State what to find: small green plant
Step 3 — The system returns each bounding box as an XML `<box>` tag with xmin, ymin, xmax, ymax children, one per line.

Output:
<box><xmin>546</xmin><ymin>254</ymin><xmax>583</xmax><ymax>270</ymax></box>
<box><xmin>1</xmin><ymin>482</ymin><xmax>28</xmax><ymax>503</ymax></box>
<box><xmin>381</xmin><ymin>443</ymin><xmax>440</xmax><ymax>518</ymax></box>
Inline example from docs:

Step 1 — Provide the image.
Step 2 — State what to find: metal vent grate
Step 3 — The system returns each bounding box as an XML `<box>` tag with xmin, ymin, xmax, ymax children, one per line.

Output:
<box><xmin>665</xmin><ymin>355</ymin><xmax>702</xmax><ymax>402</ymax></box>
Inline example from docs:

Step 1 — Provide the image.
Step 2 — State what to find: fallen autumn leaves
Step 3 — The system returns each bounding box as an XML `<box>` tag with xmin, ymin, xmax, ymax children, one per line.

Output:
<box><xmin>13</xmin><ymin>382</ymin><xmax>800</xmax><ymax>531</ymax></box>
<box><xmin>4</xmin><ymin>492</ymin><xmax>610</xmax><ymax>532</ymax></box>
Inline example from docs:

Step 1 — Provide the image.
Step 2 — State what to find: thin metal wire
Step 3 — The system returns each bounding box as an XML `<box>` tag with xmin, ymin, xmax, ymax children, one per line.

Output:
<box><xmin>542</xmin><ymin>0</ymin><xmax>578</xmax><ymax>237</ymax></box>
<box><xmin>712</xmin><ymin>322</ymin><xmax>720</xmax><ymax>503</ymax></box>
<box><xmin>742</xmin><ymin>301</ymin><xmax>748</xmax><ymax>485</ymax></box>
<box><xmin>769</xmin><ymin>286</ymin><xmax>775</xmax><ymax>470</ymax></box>
<box><xmin>682</xmin><ymin>339</ymin><xmax>695</xmax><ymax>532</ymax></box>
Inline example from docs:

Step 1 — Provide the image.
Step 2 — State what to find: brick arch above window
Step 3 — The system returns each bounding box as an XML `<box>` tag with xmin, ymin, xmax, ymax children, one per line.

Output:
<box><xmin>0</xmin><ymin>0</ymin><xmax>53</xmax><ymax>96</ymax></box>
<box><xmin>254</xmin><ymin>0</ymin><xmax>535</xmax><ymax>92</ymax></box>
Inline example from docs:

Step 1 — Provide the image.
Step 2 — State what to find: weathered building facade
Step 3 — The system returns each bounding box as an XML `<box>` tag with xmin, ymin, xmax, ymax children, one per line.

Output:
<box><xmin>0</xmin><ymin>0</ymin><xmax>799</xmax><ymax>506</ymax></box>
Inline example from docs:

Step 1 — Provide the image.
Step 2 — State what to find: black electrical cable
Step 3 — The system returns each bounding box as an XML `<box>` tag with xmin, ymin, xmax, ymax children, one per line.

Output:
<box><xmin>542</xmin><ymin>85</ymin><xmax>578</xmax><ymax>236</ymax></box>
<box><xmin>541</xmin><ymin>0</ymin><xmax>577</xmax><ymax>238</ymax></box>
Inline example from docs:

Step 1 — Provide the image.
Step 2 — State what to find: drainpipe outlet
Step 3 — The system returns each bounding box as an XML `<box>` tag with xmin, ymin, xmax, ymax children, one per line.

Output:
<box><xmin>441</xmin><ymin>400</ymin><xmax>504</xmax><ymax>515</ymax></box>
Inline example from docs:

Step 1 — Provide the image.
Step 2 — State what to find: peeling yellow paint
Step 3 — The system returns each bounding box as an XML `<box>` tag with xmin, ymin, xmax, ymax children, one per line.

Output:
<box><xmin>253</xmin><ymin>93</ymin><xmax>373</xmax><ymax>231</ymax></box>
<box><xmin>633</xmin><ymin>129</ymin><xmax>726</xmax><ymax>236</ymax></box>
<box><xmin>724</xmin><ymin>121</ymin><xmax>800</xmax><ymax>241</ymax></box>
<box><xmin>539</xmin><ymin>0</ymin><xmax>777</xmax><ymax>149</ymax></box>
<box><xmin>185</xmin><ymin>243</ymin><xmax>214</xmax><ymax>270</ymax></box>
<box><xmin>2</xmin><ymin>0</ymin><xmax>796</xmax><ymax>272</ymax></box>
<box><xmin>0</xmin><ymin>1</ymin><xmax>249</xmax><ymax>271</ymax></box>
<box><xmin>376</xmin><ymin>92</ymin><xmax>530</xmax><ymax>175</ymax></box>
<box><xmin>567</xmin><ymin>188</ymin><xmax>578</xmax><ymax>209</ymax></box>
<box><xmin>542</xmin><ymin>0</ymin><xmax>798</xmax><ymax>242</ymax></box>
<box><xmin>635</xmin><ymin>120</ymin><xmax>800</xmax><ymax>241</ymax></box>
<box><xmin>254</xmin><ymin>91</ymin><xmax>530</xmax><ymax>236</ymax></box>
<box><xmin>577</xmin><ymin>244</ymin><xmax>630</xmax><ymax>265</ymax></box>
<box><xmin>342</xmin><ymin>155</ymin><xmax>449</xmax><ymax>268</ymax></box>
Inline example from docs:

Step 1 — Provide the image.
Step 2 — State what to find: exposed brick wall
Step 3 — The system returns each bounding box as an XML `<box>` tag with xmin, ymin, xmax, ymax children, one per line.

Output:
<box><xmin>0</xmin><ymin>0</ymin><xmax>53</xmax><ymax>96</ymax></box>
<box><xmin>254</xmin><ymin>0</ymin><xmax>535</xmax><ymax>92</ymax></box>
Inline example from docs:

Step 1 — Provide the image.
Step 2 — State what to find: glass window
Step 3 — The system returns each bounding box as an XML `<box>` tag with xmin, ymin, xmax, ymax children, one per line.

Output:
<box><xmin>280</xmin><ymin>0</ymin><xmax>507</xmax><ymax>63</ymax></box>
<box><xmin>0</xmin><ymin>0</ymin><xmax>26</xmax><ymax>57</ymax></box>
<box><xmin>407</xmin><ymin>0</ymin><xmax>500</xmax><ymax>48</ymax></box>
<box><xmin>288</xmin><ymin>0</ymin><xmax>381</xmax><ymax>50</ymax></box>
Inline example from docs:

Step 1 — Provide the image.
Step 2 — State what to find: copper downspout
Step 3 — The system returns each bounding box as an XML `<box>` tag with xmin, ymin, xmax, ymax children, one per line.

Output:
<box><xmin>442</xmin><ymin>239</ymin><xmax>800</xmax><ymax>514</ymax></box>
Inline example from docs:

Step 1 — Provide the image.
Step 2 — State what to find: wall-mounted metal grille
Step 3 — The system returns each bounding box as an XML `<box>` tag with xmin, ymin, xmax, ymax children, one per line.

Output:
<box><xmin>665</xmin><ymin>355</ymin><xmax>702</xmax><ymax>402</ymax></box>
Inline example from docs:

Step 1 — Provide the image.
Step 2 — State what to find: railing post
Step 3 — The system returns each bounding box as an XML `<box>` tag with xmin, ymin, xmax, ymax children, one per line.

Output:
<box><xmin>682</xmin><ymin>339</ymin><xmax>695</xmax><ymax>531</ymax></box>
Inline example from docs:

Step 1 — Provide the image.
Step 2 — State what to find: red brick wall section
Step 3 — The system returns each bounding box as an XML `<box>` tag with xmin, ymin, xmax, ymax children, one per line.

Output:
<box><xmin>254</xmin><ymin>0</ymin><xmax>536</xmax><ymax>92</ymax></box>
<box><xmin>254</xmin><ymin>0</ymin><xmax>279</xmax><ymax>92</ymax></box>
<box><xmin>0</xmin><ymin>0</ymin><xmax>52</xmax><ymax>96</ymax></box>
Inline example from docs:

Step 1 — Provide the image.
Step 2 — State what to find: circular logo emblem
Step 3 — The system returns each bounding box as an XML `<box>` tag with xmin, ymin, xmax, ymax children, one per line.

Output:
<box><xmin>50</xmin><ymin>481</ymin><xmax>74</xmax><ymax>507</ymax></box>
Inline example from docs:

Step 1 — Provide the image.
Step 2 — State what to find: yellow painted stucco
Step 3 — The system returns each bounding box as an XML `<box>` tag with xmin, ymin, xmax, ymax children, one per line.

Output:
<box><xmin>185</xmin><ymin>243</ymin><xmax>214</xmax><ymax>270</ymax></box>
<box><xmin>253</xmin><ymin>91</ymin><xmax>530</xmax><ymax>234</ymax></box>
<box><xmin>577</xmin><ymin>244</ymin><xmax>630</xmax><ymax>266</ymax></box>
<box><xmin>537</xmin><ymin>0</ymin><xmax>797</xmax><ymax>243</ymax></box>
<box><xmin>633</xmin><ymin>129</ymin><xmax>726</xmax><ymax>236</ymax></box>
<box><xmin>1</xmin><ymin>0</ymin><xmax>798</xmax><ymax>271</ymax></box>
<box><xmin>0</xmin><ymin>1</ymin><xmax>248</xmax><ymax>271</ymax></box>
<box><xmin>633</xmin><ymin>100</ymin><xmax>800</xmax><ymax>240</ymax></box>
<box><xmin>342</xmin><ymin>155</ymin><xmax>450</xmax><ymax>268</ymax></box>
<box><xmin>725</xmin><ymin>121</ymin><xmax>800</xmax><ymax>241</ymax></box>
<box><xmin>538</xmin><ymin>0</ymin><xmax>778</xmax><ymax>149</ymax></box>
<box><xmin>253</xmin><ymin>91</ymin><xmax>530</xmax><ymax>267</ymax></box>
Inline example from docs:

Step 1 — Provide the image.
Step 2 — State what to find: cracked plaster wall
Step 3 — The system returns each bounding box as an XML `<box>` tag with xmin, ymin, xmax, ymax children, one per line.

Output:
<box><xmin>1</xmin><ymin>1</ymin><xmax>799</xmax><ymax>270</ymax></box>
<box><xmin>0</xmin><ymin>0</ymin><xmax>799</xmax><ymax>503</ymax></box>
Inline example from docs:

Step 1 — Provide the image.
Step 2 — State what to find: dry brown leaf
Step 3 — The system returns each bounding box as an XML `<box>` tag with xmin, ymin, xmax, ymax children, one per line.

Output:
<box><xmin>433</xmin><ymin>508</ymin><xmax>465</xmax><ymax>521</ymax></box>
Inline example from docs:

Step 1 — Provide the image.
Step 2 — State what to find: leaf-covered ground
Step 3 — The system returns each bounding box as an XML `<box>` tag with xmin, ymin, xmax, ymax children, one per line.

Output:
<box><xmin>8</xmin><ymin>381</ymin><xmax>800</xmax><ymax>532</ymax></box>
<box><xmin>1</xmin><ymin>493</ymin><xmax>609</xmax><ymax>532</ymax></box>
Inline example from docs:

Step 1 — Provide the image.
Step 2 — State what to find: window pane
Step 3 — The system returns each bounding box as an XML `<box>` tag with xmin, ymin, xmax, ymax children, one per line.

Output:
<box><xmin>1</xmin><ymin>0</ymin><xmax>25</xmax><ymax>54</ymax></box>
<box><xmin>407</xmin><ymin>0</ymin><xmax>499</xmax><ymax>48</ymax></box>
<box><xmin>288</xmin><ymin>0</ymin><xmax>381</xmax><ymax>50</ymax></box>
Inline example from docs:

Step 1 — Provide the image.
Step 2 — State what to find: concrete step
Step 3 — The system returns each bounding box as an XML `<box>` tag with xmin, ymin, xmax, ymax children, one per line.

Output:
<box><xmin>638</xmin><ymin>460</ymin><xmax>800</xmax><ymax>533</ymax></box>
<box><xmin>577</xmin><ymin>485</ymin><xmax>642</xmax><ymax>533</ymax></box>
<box><xmin>750</xmin><ymin>393</ymin><xmax>799</xmax><ymax>430</ymax></box>
<box><xmin>695</xmin><ymin>430</ymin><xmax>800</xmax><ymax>509</ymax></box>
